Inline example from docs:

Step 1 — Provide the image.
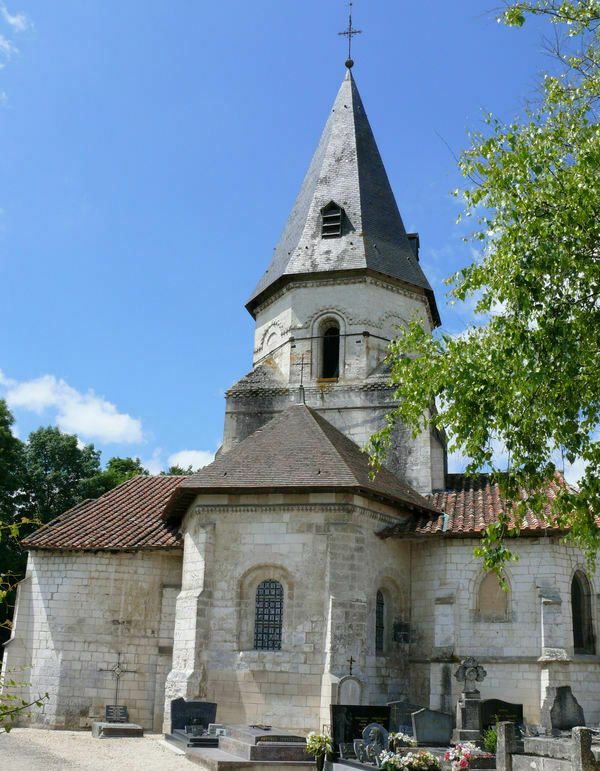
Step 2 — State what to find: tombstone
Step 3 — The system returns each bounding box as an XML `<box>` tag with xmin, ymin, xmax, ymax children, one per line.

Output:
<box><xmin>550</xmin><ymin>686</ymin><xmax>585</xmax><ymax>730</ymax></box>
<box><xmin>105</xmin><ymin>705</ymin><xmax>128</xmax><ymax>723</ymax></box>
<box><xmin>481</xmin><ymin>699</ymin><xmax>524</xmax><ymax>730</ymax></box>
<box><xmin>453</xmin><ymin>657</ymin><xmax>487</xmax><ymax>744</ymax></box>
<box><xmin>330</xmin><ymin>704</ymin><xmax>391</xmax><ymax>759</ymax></box>
<box><xmin>170</xmin><ymin>698</ymin><xmax>217</xmax><ymax>732</ymax></box>
<box><xmin>411</xmin><ymin>707</ymin><xmax>453</xmax><ymax>746</ymax></box>
<box><xmin>338</xmin><ymin>676</ymin><xmax>362</xmax><ymax>706</ymax></box>
<box><xmin>388</xmin><ymin>701</ymin><xmax>423</xmax><ymax>733</ymax></box>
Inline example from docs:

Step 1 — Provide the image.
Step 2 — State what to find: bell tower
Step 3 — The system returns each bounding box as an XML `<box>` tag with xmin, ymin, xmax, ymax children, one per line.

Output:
<box><xmin>221</xmin><ymin>66</ymin><xmax>446</xmax><ymax>496</ymax></box>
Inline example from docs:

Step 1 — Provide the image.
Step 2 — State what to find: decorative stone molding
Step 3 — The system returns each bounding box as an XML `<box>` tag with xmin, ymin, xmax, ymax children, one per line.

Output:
<box><xmin>253</xmin><ymin>275</ymin><xmax>433</xmax><ymax>329</ymax></box>
<box><xmin>191</xmin><ymin>503</ymin><xmax>403</xmax><ymax>528</ymax></box>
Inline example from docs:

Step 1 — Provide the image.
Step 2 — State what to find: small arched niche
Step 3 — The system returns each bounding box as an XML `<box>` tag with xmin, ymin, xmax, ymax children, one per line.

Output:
<box><xmin>572</xmin><ymin>570</ymin><xmax>595</xmax><ymax>654</ymax></box>
<box><xmin>477</xmin><ymin>571</ymin><xmax>509</xmax><ymax>621</ymax></box>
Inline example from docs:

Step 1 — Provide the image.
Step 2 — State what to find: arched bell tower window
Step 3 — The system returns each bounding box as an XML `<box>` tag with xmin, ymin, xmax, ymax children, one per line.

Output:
<box><xmin>572</xmin><ymin>570</ymin><xmax>595</xmax><ymax>654</ymax></box>
<box><xmin>321</xmin><ymin>202</ymin><xmax>343</xmax><ymax>238</ymax></box>
<box><xmin>322</xmin><ymin>325</ymin><xmax>340</xmax><ymax>379</ymax></box>
<box><xmin>254</xmin><ymin>579</ymin><xmax>283</xmax><ymax>650</ymax></box>
<box><xmin>376</xmin><ymin>590</ymin><xmax>385</xmax><ymax>653</ymax></box>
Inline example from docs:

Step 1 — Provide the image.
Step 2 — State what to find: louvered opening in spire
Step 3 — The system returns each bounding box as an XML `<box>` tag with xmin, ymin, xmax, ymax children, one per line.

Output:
<box><xmin>321</xmin><ymin>202</ymin><xmax>343</xmax><ymax>238</ymax></box>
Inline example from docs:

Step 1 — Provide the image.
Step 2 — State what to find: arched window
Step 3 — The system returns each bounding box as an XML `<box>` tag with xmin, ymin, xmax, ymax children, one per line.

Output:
<box><xmin>322</xmin><ymin>325</ymin><xmax>340</xmax><ymax>379</ymax></box>
<box><xmin>478</xmin><ymin>572</ymin><xmax>508</xmax><ymax>619</ymax></box>
<box><xmin>254</xmin><ymin>579</ymin><xmax>283</xmax><ymax>650</ymax></box>
<box><xmin>376</xmin><ymin>590</ymin><xmax>385</xmax><ymax>653</ymax></box>
<box><xmin>572</xmin><ymin>571</ymin><xmax>594</xmax><ymax>654</ymax></box>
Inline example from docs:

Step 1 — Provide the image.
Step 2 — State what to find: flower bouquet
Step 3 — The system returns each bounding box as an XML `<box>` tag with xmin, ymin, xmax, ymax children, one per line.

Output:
<box><xmin>305</xmin><ymin>732</ymin><xmax>333</xmax><ymax>770</ymax></box>
<box><xmin>388</xmin><ymin>731</ymin><xmax>417</xmax><ymax>751</ymax></box>
<box><xmin>444</xmin><ymin>742</ymin><xmax>493</xmax><ymax>770</ymax></box>
<box><xmin>380</xmin><ymin>749</ymin><xmax>441</xmax><ymax>770</ymax></box>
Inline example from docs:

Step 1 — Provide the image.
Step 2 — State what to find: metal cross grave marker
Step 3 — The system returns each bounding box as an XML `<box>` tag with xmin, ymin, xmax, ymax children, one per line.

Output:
<box><xmin>347</xmin><ymin>655</ymin><xmax>355</xmax><ymax>675</ymax></box>
<box><xmin>98</xmin><ymin>652</ymin><xmax>137</xmax><ymax>714</ymax></box>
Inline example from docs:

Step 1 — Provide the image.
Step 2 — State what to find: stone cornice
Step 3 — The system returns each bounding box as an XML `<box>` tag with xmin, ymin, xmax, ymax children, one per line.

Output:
<box><xmin>191</xmin><ymin>502</ymin><xmax>403</xmax><ymax>528</ymax></box>
<box><xmin>253</xmin><ymin>274</ymin><xmax>433</xmax><ymax>329</ymax></box>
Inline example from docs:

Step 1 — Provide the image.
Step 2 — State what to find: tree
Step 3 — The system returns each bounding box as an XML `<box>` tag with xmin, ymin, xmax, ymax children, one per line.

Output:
<box><xmin>84</xmin><ymin>456</ymin><xmax>149</xmax><ymax>497</ymax></box>
<box><xmin>20</xmin><ymin>427</ymin><xmax>101</xmax><ymax>525</ymax></box>
<box><xmin>160</xmin><ymin>465</ymin><xmax>195</xmax><ymax>475</ymax></box>
<box><xmin>370</xmin><ymin>1</ymin><xmax>600</xmax><ymax>574</ymax></box>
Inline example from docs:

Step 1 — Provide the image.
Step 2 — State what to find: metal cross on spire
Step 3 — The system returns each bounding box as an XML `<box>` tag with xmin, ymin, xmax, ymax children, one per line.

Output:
<box><xmin>338</xmin><ymin>2</ymin><xmax>362</xmax><ymax>69</ymax></box>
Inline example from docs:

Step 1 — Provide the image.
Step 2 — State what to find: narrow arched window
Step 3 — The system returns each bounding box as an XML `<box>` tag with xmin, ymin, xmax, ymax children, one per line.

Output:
<box><xmin>376</xmin><ymin>591</ymin><xmax>385</xmax><ymax>653</ymax></box>
<box><xmin>572</xmin><ymin>571</ymin><xmax>594</xmax><ymax>654</ymax></box>
<box><xmin>322</xmin><ymin>326</ymin><xmax>340</xmax><ymax>379</ymax></box>
<box><xmin>254</xmin><ymin>579</ymin><xmax>283</xmax><ymax>650</ymax></box>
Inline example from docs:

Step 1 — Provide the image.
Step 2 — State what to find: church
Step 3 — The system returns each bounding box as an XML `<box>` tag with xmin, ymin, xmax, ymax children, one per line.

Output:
<box><xmin>2</xmin><ymin>61</ymin><xmax>599</xmax><ymax>737</ymax></box>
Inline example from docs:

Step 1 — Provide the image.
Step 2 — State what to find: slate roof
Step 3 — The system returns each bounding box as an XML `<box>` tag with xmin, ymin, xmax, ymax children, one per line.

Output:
<box><xmin>23</xmin><ymin>475</ymin><xmax>184</xmax><ymax>551</ymax></box>
<box><xmin>379</xmin><ymin>473</ymin><xmax>565</xmax><ymax>538</ymax></box>
<box><xmin>162</xmin><ymin>404</ymin><xmax>441</xmax><ymax>521</ymax></box>
<box><xmin>246</xmin><ymin>69</ymin><xmax>439</xmax><ymax>325</ymax></box>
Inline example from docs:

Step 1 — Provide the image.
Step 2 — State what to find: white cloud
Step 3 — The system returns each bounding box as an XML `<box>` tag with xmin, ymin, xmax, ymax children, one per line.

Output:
<box><xmin>1</xmin><ymin>4</ymin><xmax>29</xmax><ymax>33</ymax></box>
<box><xmin>168</xmin><ymin>449</ymin><xmax>214</xmax><ymax>471</ymax></box>
<box><xmin>0</xmin><ymin>32</ymin><xmax>17</xmax><ymax>60</ymax></box>
<box><xmin>2</xmin><ymin>372</ymin><xmax>144</xmax><ymax>444</ymax></box>
<box><xmin>143</xmin><ymin>447</ymin><xmax>164</xmax><ymax>475</ymax></box>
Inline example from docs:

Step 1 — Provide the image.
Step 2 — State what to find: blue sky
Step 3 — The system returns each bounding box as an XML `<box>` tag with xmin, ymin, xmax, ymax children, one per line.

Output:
<box><xmin>0</xmin><ymin>1</ymin><xmax>550</xmax><ymax>473</ymax></box>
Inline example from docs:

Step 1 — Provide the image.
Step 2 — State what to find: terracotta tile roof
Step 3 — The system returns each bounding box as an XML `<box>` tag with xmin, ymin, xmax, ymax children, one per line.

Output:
<box><xmin>23</xmin><ymin>475</ymin><xmax>185</xmax><ymax>551</ymax></box>
<box><xmin>163</xmin><ymin>404</ymin><xmax>441</xmax><ymax>521</ymax></box>
<box><xmin>380</xmin><ymin>473</ymin><xmax>564</xmax><ymax>538</ymax></box>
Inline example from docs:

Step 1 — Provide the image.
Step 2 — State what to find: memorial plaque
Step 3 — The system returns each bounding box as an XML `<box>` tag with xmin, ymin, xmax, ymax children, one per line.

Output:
<box><xmin>170</xmin><ymin>698</ymin><xmax>217</xmax><ymax>731</ymax></box>
<box><xmin>330</xmin><ymin>704</ymin><xmax>390</xmax><ymax>759</ymax></box>
<box><xmin>256</xmin><ymin>735</ymin><xmax>305</xmax><ymax>743</ymax></box>
<box><xmin>105</xmin><ymin>705</ymin><xmax>128</xmax><ymax>723</ymax></box>
<box><xmin>339</xmin><ymin>742</ymin><xmax>357</xmax><ymax>759</ymax></box>
<box><xmin>481</xmin><ymin>699</ymin><xmax>523</xmax><ymax>730</ymax></box>
<box><xmin>388</xmin><ymin>701</ymin><xmax>423</xmax><ymax>733</ymax></box>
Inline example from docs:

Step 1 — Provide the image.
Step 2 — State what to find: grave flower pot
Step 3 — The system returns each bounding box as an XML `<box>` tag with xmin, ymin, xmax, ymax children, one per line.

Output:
<box><xmin>315</xmin><ymin>755</ymin><xmax>325</xmax><ymax>771</ymax></box>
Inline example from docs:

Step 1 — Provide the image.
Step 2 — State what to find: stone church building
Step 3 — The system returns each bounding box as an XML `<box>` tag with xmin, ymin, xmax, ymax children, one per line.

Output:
<box><xmin>3</xmin><ymin>67</ymin><xmax>599</xmax><ymax>735</ymax></box>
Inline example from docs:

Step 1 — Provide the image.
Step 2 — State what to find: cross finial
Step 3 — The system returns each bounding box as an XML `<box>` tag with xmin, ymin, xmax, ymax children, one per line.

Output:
<box><xmin>347</xmin><ymin>655</ymin><xmax>355</xmax><ymax>675</ymax></box>
<box><xmin>338</xmin><ymin>2</ymin><xmax>362</xmax><ymax>69</ymax></box>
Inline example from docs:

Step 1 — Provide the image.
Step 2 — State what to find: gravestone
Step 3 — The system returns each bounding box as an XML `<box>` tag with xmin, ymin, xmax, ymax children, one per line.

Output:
<box><xmin>330</xmin><ymin>704</ymin><xmax>390</xmax><ymax>759</ymax></box>
<box><xmin>388</xmin><ymin>701</ymin><xmax>423</xmax><ymax>733</ymax></box>
<box><xmin>550</xmin><ymin>686</ymin><xmax>585</xmax><ymax>730</ymax></box>
<box><xmin>170</xmin><ymin>698</ymin><xmax>217</xmax><ymax>731</ymax></box>
<box><xmin>411</xmin><ymin>707</ymin><xmax>453</xmax><ymax>745</ymax></box>
<box><xmin>338</xmin><ymin>676</ymin><xmax>362</xmax><ymax>706</ymax></box>
<box><xmin>481</xmin><ymin>699</ymin><xmax>524</xmax><ymax>730</ymax></box>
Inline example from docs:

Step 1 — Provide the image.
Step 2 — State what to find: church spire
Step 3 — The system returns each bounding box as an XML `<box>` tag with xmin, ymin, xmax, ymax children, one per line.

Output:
<box><xmin>247</xmin><ymin>69</ymin><xmax>439</xmax><ymax>325</ymax></box>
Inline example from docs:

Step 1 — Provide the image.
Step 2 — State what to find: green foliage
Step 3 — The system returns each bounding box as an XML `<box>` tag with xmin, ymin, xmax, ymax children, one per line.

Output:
<box><xmin>370</xmin><ymin>0</ymin><xmax>600</xmax><ymax>574</ymax></box>
<box><xmin>20</xmin><ymin>426</ymin><xmax>101</xmax><ymax>525</ymax></box>
<box><xmin>0</xmin><ymin>669</ymin><xmax>48</xmax><ymax>733</ymax></box>
<box><xmin>483</xmin><ymin>725</ymin><xmax>498</xmax><ymax>754</ymax></box>
<box><xmin>160</xmin><ymin>464</ymin><xmax>195</xmax><ymax>475</ymax></box>
<box><xmin>84</xmin><ymin>456</ymin><xmax>149</xmax><ymax>496</ymax></box>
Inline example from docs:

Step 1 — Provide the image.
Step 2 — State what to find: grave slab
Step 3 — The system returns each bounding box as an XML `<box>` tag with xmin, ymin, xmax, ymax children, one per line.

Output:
<box><xmin>91</xmin><ymin>721</ymin><xmax>144</xmax><ymax>739</ymax></box>
<box><xmin>411</xmin><ymin>708</ymin><xmax>453</xmax><ymax>746</ymax></box>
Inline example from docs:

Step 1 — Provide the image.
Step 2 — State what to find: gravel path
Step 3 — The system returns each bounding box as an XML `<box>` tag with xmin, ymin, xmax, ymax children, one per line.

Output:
<box><xmin>0</xmin><ymin>728</ymin><xmax>198</xmax><ymax>770</ymax></box>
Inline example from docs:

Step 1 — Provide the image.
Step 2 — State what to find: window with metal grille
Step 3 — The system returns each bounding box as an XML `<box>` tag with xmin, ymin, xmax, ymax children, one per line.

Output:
<box><xmin>376</xmin><ymin>590</ymin><xmax>385</xmax><ymax>653</ymax></box>
<box><xmin>254</xmin><ymin>580</ymin><xmax>283</xmax><ymax>650</ymax></box>
<box><xmin>322</xmin><ymin>203</ymin><xmax>343</xmax><ymax>238</ymax></box>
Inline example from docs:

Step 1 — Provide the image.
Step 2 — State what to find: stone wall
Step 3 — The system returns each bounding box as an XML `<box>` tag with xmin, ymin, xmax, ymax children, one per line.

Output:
<box><xmin>1</xmin><ymin>549</ymin><xmax>182</xmax><ymax>731</ymax></box>
<box><xmin>408</xmin><ymin>536</ymin><xmax>600</xmax><ymax>725</ymax></box>
<box><xmin>164</xmin><ymin>492</ymin><xmax>412</xmax><ymax>734</ymax></box>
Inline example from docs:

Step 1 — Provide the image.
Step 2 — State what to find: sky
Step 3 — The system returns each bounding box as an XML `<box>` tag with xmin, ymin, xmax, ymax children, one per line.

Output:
<box><xmin>0</xmin><ymin>1</ymin><xmax>563</xmax><ymax>476</ymax></box>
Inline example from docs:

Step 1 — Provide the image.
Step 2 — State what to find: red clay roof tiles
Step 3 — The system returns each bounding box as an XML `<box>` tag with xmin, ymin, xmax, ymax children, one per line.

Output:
<box><xmin>400</xmin><ymin>473</ymin><xmax>563</xmax><ymax>537</ymax></box>
<box><xmin>23</xmin><ymin>475</ymin><xmax>184</xmax><ymax>551</ymax></box>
